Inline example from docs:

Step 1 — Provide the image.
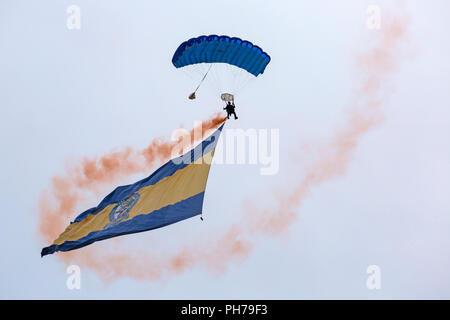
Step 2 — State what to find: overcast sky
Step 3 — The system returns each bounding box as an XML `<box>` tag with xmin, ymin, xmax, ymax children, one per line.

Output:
<box><xmin>1</xmin><ymin>0</ymin><xmax>449</xmax><ymax>299</ymax></box>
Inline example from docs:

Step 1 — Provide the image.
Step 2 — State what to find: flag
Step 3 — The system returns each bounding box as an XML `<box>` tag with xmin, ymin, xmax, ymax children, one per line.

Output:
<box><xmin>41</xmin><ymin>124</ymin><xmax>224</xmax><ymax>257</ymax></box>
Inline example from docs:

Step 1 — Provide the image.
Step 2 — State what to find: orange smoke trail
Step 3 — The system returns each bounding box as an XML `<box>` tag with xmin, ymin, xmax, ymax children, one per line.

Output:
<box><xmin>39</xmin><ymin>9</ymin><xmax>410</xmax><ymax>282</ymax></box>
<box><xmin>244</xmin><ymin>13</ymin><xmax>410</xmax><ymax>238</ymax></box>
<box><xmin>56</xmin><ymin>222</ymin><xmax>253</xmax><ymax>282</ymax></box>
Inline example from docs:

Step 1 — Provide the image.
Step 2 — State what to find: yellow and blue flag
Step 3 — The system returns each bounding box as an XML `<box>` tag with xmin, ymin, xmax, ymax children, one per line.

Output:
<box><xmin>41</xmin><ymin>124</ymin><xmax>224</xmax><ymax>257</ymax></box>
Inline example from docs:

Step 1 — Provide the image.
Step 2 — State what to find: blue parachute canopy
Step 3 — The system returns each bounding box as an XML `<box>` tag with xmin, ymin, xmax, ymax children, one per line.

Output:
<box><xmin>172</xmin><ymin>35</ymin><xmax>271</xmax><ymax>77</ymax></box>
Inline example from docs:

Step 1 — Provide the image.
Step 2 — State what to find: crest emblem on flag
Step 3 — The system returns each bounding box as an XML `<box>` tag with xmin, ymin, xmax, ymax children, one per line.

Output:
<box><xmin>104</xmin><ymin>192</ymin><xmax>140</xmax><ymax>229</ymax></box>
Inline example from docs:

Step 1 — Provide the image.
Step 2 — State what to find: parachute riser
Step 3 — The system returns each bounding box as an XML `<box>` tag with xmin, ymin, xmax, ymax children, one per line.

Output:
<box><xmin>188</xmin><ymin>64</ymin><xmax>213</xmax><ymax>100</ymax></box>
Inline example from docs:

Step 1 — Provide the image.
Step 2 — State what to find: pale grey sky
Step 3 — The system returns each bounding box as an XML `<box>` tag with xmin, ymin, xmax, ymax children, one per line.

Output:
<box><xmin>1</xmin><ymin>0</ymin><xmax>449</xmax><ymax>299</ymax></box>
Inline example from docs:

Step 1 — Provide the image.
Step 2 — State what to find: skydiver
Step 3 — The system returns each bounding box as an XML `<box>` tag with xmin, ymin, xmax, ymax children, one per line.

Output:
<box><xmin>224</xmin><ymin>101</ymin><xmax>238</xmax><ymax>120</ymax></box>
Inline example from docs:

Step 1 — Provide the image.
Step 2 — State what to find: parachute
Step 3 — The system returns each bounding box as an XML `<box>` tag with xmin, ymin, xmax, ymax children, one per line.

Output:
<box><xmin>172</xmin><ymin>35</ymin><xmax>271</xmax><ymax>100</ymax></box>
